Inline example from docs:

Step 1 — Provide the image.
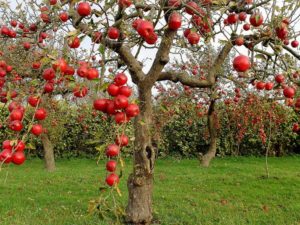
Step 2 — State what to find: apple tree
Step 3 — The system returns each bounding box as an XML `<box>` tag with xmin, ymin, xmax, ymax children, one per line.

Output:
<box><xmin>1</xmin><ymin>0</ymin><xmax>300</xmax><ymax>224</ymax></box>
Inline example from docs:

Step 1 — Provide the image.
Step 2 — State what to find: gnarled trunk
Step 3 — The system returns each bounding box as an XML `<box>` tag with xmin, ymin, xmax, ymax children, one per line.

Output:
<box><xmin>41</xmin><ymin>134</ymin><xmax>56</xmax><ymax>172</ymax></box>
<box><xmin>201</xmin><ymin>100</ymin><xmax>217</xmax><ymax>168</ymax></box>
<box><xmin>126</xmin><ymin>86</ymin><xmax>155</xmax><ymax>225</ymax></box>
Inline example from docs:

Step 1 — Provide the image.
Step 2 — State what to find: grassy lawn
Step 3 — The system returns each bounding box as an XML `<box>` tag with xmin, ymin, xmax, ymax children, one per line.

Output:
<box><xmin>0</xmin><ymin>156</ymin><xmax>300</xmax><ymax>225</ymax></box>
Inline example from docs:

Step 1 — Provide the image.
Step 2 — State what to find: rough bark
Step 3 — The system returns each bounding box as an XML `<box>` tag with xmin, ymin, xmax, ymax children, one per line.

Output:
<box><xmin>126</xmin><ymin>27</ymin><xmax>176</xmax><ymax>224</ymax></box>
<box><xmin>201</xmin><ymin>100</ymin><xmax>217</xmax><ymax>168</ymax></box>
<box><xmin>41</xmin><ymin>134</ymin><xmax>56</xmax><ymax>172</ymax></box>
<box><xmin>126</xmin><ymin>85</ymin><xmax>155</xmax><ymax>225</ymax></box>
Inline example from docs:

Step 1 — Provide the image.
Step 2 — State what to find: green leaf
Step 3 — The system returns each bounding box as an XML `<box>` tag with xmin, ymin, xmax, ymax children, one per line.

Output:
<box><xmin>95</xmin><ymin>144</ymin><xmax>105</xmax><ymax>153</ymax></box>
<box><xmin>100</xmin><ymin>82</ymin><xmax>110</xmax><ymax>91</ymax></box>
<box><xmin>27</xmin><ymin>143</ymin><xmax>36</xmax><ymax>150</ymax></box>
<box><xmin>99</xmin><ymin>45</ymin><xmax>105</xmax><ymax>55</ymax></box>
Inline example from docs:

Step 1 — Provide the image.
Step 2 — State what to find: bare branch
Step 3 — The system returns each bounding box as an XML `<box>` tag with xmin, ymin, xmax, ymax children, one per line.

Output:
<box><xmin>117</xmin><ymin>44</ymin><xmax>145</xmax><ymax>83</ymax></box>
<box><xmin>158</xmin><ymin>70</ymin><xmax>211</xmax><ymax>87</ymax></box>
<box><xmin>207</xmin><ymin>40</ymin><xmax>233</xmax><ymax>83</ymax></box>
<box><xmin>282</xmin><ymin>45</ymin><xmax>300</xmax><ymax>60</ymax></box>
<box><xmin>145</xmin><ymin>29</ymin><xmax>177</xmax><ymax>85</ymax></box>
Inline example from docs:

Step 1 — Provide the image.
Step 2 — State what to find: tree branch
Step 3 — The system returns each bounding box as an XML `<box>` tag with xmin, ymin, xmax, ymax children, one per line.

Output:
<box><xmin>158</xmin><ymin>70</ymin><xmax>211</xmax><ymax>87</ymax></box>
<box><xmin>282</xmin><ymin>45</ymin><xmax>300</xmax><ymax>60</ymax></box>
<box><xmin>158</xmin><ymin>40</ymin><xmax>233</xmax><ymax>88</ymax></box>
<box><xmin>207</xmin><ymin>40</ymin><xmax>233</xmax><ymax>83</ymax></box>
<box><xmin>68</xmin><ymin>7</ymin><xmax>144</xmax><ymax>84</ymax></box>
<box><xmin>117</xmin><ymin>44</ymin><xmax>145</xmax><ymax>83</ymax></box>
<box><xmin>145</xmin><ymin>29</ymin><xmax>177</xmax><ymax>85</ymax></box>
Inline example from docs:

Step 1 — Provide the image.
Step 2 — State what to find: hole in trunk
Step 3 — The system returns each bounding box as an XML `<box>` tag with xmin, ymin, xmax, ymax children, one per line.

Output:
<box><xmin>146</xmin><ymin>146</ymin><xmax>152</xmax><ymax>159</ymax></box>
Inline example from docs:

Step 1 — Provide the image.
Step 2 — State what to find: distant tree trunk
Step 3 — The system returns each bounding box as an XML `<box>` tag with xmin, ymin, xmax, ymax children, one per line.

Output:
<box><xmin>41</xmin><ymin>134</ymin><xmax>56</xmax><ymax>172</ymax></box>
<box><xmin>126</xmin><ymin>86</ymin><xmax>155</xmax><ymax>225</ymax></box>
<box><xmin>201</xmin><ymin>99</ymin><xmax>217</xmax><ymax>167</ymax></box>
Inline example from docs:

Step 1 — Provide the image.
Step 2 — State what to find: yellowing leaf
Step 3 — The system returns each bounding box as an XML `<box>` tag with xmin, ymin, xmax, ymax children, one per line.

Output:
<box><xmin>115</xmin><ymin>186</ymin><xmax>122</xmax><ymax>197</ymax></box>
<box><xmin>67</xmin><ymin>29</ymin><xmax>78</xmax><ymax>37</ymax></box>
<box><xmin>88</xmin><ymin>200</ymin><xmax>97</xmax><ymax>214</ymax></box>
<box><xmin>212</xmin><ymin>0</ymin><xmax>227</xmax><ymax>5</ymax></box>
<box><xmin>27</xmin><ymin>143</ymin><xmax>36</xmax><ymax>150</ymax></box>
<box><xmin>119</xmin><ymin>158</ymin><xmax>125</xmax><ymax>168</ymax></box>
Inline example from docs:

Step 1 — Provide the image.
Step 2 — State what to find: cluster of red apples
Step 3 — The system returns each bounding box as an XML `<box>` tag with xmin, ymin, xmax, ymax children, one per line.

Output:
<box><xmin>63</xmin><ymin>0</ymin><xmax>217</xmax><ymax>47</ymax></box>
<box><xmin>93</xmin><ymin>73</ymin><xmax>140</xmax><ymax>186</ymax></box>
<box><xmin>232</xmin><ymin>55</ymin><xmax>297</xmax><ymax>100</ymax></box>
<box><xmin>0</xmin><ymin>89</ymin><xmax>47</xmax><ymax>165</ymax></box>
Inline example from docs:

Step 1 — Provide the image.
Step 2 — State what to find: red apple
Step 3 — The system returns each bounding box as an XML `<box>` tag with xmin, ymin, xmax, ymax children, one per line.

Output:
<box><xmin>276</xmin><ymin>24</ymin><xmax>288</xmax><ymax>40</ymax></box>
<box><xmin>275</xmin><ymin>74</ymin><xmax>284</xmax><ymax>83</ymax></box>
<box><xmin>114</xmin><ymin>112</ymin><xmax>127</xmax><ymax>124</ymax></box>
<box><xmin>145</xmin><ymin>32</ymin><xmax>158</xmax><ymax>45</ymax></box>
<box><xmin>235</xmin><ymin>37</ymin><xmax>244</xmax><ymax>46</ymax></box>
<box><xmin>283</xmin><ymin>87</ymin><xmax>295</xmax><ymax>98</ymax></box>
<box><xmin>43</xmin><ymin>68</ymin><xmax>56</xmax><ymax>80</ymax></box>
<box><xmin>243</xmin><ymin>23</ymin><xmax>250</xmax><ymax>31</ymax></box>
<box><xmin>238</xmin><ymin>12</ymin><xmax>247</xmax><ymax>21</ymax></box>
<box><xmin>59</xmin><ymin>12</ymin><xmax>69</xmax><ymax>22</ymax></box>
<box><xmin>114</xmin><ymin>73</ymin><xmax>127</xmax><ymax>86</ymax></box>
<box><xmin>108</xmin><ymin>27</ymin><xmax>119</xmax><ymax>39</ymax></box>
<box><xmin>137</xmin><ymin>20</ymin><xmax>154</xmax><ymax>39</ymax></box>
<box><xmin>118</xmin><ymin>86</ymin><xmax>132</xmax><ymax>97</ymax></box>
<box><xmin>249</xmin><ymin>13</ymin><xmax>263</xmax><ymax>27</ymax></box>
<box><xmin>44</xmin><ymin>83</ymin><xmax>54</xmax><ymax>93</ymax></box>
<box><xmin>125</xmin><ymin>104</ymin><xmax>140</xmax><ymax>117</ymax></box>
<box><xmin>68</xmin><ymin>36</ymin><xmax>81</xmax><ymax>48</ymax></box>
<box><xmin>10</xmin><ymin>109</ymin><xmax>24</xmax><ymax>121</ymax></box>
<box><xmin>256</xmin><ymin>81</ymin><xmax>265</xmax><ymax>90</ymax></box>
<box><xmin>31</xmin><ymin>124</ymin><xmax>43</xmax><ymax>136</ymax></box>
<box><xmin>73</xmin><ymin>86</ymin><xmax>88</xmax><ymax>98</ymax></box>
<box><xmin>93</xmin><ymin>99</ymin><xmax>108</xmax><ymax>112</ymax></box>
<box><xmin>118</xmin><ymin>0</ymin><xmax>132</xmax><ymax>8</ymax></box>
<box><xmin>185</xmin><ymin>1</ymin><xmax>198</xmax><ymax>15</ymax></box>
<box><xmin>187</xmin><ymin>32</ymin><xmax>200</xmax><ymax>45</ymax></box>
<box><xmin>106</xmin><ymin>144</ymin><xmax>120</xmax><ymax>157</ymax></box>
<box><xmin>28</xmin><ymin>96</ymin><xmax>41</xmax><ymax>107</ymax></box>
<box><xmin>106</xmin><ymin>173</ymin><xmax>119</xmax><ymax>186</ymax></box>
<box><xmin>77</xmin><ymin>2</ymin><xmax>91</xmax><ymax>17</ymax></box>
<box><xmin>0</xmin><ymin>149</ymin><xmax>13</xmax><ymax>164</ymax></box>
<box><xmin>52</xmin><ymin>58</ymin><xmax>68</xmax><ymax>73</ymax></box>
<box><xmin>291</xmin><ymin>40</ymin><xmax>299</xmax><ymax>48</ymax></box>
<box><xmin>114</xmin><ymin>95</ymin><xmax>129</xmax><ymax>109</ymax></box>
<box><xmin>49</xmin><ymin>0</ymin><xmax>57</xmax><ymax>5</ymax></box>
<box><xmin>106</xmin><ymin>100</ymin><xmax>117</xmax><ymax>115</ymax></box>
<box><xmin>87</xmin><ymin>68</ymin><xmax>99</xmax><ymax>80</ymax></box>
<box><xmin>115</xmin><ymin>134</ymin><xmax>129</xmax><ymax>146</ymax></box>
<box><xmin>12</xmin><ymin>151</ymin><xmax>26</xmax><ymax>165</ymax></box>
<box><xmin>15</xmin><ymin>141</ymin><xmax>25</xmax><ymax>152</ymax></box>
<box><xmin>106</xmin><ymin>160</ymin><xmax>117</xmax><ymax>172</ymax></box>
<box><xmin>168</xmin><ymin>12</ymin><xmax>182</xmax><ymax>30</ymax></box>
<box><xmin>34</xmin><ymin>108</ymin><xmax>47</xmax><ymax>120</ymax></box>
<box><xmin>227</xmin><ymin>13</ymin><xmax>238</xmax><ymax>24</ymax></box>
<box><xmin>233</xmin><ymin>55</ymin><xmax>251</xmax><ymax>72</ymax></box>
<box><xmin>265</xmin><ymin>82</ymin><xmax>274</xmax><ymax>90</ymax></box>
<box><xmin>107</xmin><ymin>83</ymin><xmax>120</xmax><ymax>96</ymax></box>
<box><xmin>23</xmin><ymin>42</ymin><xmax>31</xmax><ymax>50</ymax></box>
<box><xmin>2</xmin><ymin>140</ymin><xmax>12</xmax><ymax>150</ymax></box>
<box><xmin>9</xmin><ymin>120</ymin><xmax>23</xmax><ymax>132</ymax></box>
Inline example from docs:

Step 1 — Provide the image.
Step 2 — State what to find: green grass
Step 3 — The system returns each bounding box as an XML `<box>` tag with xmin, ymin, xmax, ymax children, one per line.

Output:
<box><xmin>1</xmin><ymin>156</ymin><xmax>300</xmax><ymax>225</ymax></box>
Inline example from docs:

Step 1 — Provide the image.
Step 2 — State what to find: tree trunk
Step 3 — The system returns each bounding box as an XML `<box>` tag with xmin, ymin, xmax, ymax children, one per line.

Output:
<box><xmin>126</xmin><ymin>86</ymin><xmax>155</xmax><ymax>225</ymax></box>
<box><xmin>41</xmin><ymin>134</ymin><xmax>56</xmax><ymax>172</ymax></box>
<box><xmin>201</xmin><ymin>100</ymin><xmax>217</xmax><ymax>168</ymax></box>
